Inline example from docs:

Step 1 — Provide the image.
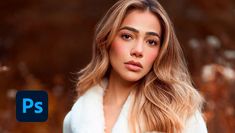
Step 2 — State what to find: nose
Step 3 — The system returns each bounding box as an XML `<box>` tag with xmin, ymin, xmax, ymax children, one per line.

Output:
<box><xmin>130</xmin><ymin>40</ymin><xmax>143</xmax><ymax>58</ymax></box>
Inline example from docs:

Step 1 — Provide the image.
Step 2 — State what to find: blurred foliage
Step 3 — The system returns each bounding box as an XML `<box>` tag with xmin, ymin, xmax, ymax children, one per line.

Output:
<box><xmin>0</xmin><ymin>0</ymin><xmax>234</xmax><ymax>133</ymax></box>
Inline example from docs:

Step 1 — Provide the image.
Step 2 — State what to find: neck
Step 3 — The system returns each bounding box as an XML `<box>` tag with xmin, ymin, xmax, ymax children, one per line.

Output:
<box><xmin>104</xmin><ymin>70</ymin><xmax>137</xmax><ymax>107</ymax></box>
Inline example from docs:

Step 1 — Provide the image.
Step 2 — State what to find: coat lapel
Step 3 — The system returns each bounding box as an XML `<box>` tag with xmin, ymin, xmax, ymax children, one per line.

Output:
<box><xmin>70</xmin><ymin>79</ymin><xmax>107</xmax><ymax>133</ymax></box>
<box><xmin>70</xmin><ymin>78</ymin><xmax>132</xmax><ymax>133</ymax></box>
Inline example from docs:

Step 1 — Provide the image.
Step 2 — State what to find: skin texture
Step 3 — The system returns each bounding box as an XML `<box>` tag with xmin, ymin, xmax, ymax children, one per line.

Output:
<box><xmin>104</xmin><ymin>9</ymin><xmax>162</xmax><ymax>133</ymax></box>
<box><xmin>109</xmin><ymin>9</ymin><xmax>161</xmax><ymax>83</ymax></box>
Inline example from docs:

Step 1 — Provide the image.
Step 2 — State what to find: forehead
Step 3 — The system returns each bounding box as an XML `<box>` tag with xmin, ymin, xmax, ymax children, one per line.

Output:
<box><xmin>120</xmin><ymin>9</ymin><xmax>162</xmax><ymax>34</ymax></box>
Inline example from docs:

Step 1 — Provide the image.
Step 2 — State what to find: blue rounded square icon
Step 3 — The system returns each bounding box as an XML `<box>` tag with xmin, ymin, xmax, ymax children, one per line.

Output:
<box><xmin>16</xmin><ymin>90</ymin><xmax>48</xmax><ymax>122</ymax></box>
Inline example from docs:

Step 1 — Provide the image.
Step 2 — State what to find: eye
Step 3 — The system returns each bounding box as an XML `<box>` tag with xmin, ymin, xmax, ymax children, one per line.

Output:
<box><xmin>147</xmin><ymin>39</ymin><xmax>158</xmax><ymax>46</ymax></box>
<box><xmin>121</xmin><ymin>33</ymin><xmax>132</xmax><ymax>41</ymax></box>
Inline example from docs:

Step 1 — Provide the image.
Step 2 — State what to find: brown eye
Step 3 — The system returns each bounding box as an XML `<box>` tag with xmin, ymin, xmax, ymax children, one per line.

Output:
<box><xmin>121</xmin><ymin>34</ymin><xmax>132</xmax><ymax>41</ymax></box>
<box><xmin>147</xmin><ymin>39</ymin><xmax>158</xmax><ymax>46</ymax></box>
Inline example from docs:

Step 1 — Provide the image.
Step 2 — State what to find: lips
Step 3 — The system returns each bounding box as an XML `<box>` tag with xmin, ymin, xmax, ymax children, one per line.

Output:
<box><xmin>124</xmin><ymin>60</ymin><xmax>143</xmax><ymax>72</ymax></box>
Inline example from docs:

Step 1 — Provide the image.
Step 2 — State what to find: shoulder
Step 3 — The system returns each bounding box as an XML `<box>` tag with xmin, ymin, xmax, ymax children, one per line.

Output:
<box><xmin>63</xmin><ymin>95</ymin><xmax>88</xmax><ymax>133</ymax></box>
<box><xmin>63</xmin><ymin>83</ymin><xmax>105</xmax><ymax>133</ymax></box>
<box><xmin>63</xmin><ymin>91</ymin><xmax>90</xmax><ymax>133</ymax></box>
<box><xmin>182</xmin><ymin>110</ymin><xmax>208</xmax><ymax>133</ymax></box>
<box><xmin>63</xmin><ymin>96</ymin><xmax>84</xmax><ymax>133</ymax></box>
<box><xmin>65</xmin><ymin>83</ymin><xmax>104</xmax><ymax>116</ymax></box>
<box><xmin>63</xmin><ymin>111</ymin><xmax>72</xmax><ymax>133</ymax></box>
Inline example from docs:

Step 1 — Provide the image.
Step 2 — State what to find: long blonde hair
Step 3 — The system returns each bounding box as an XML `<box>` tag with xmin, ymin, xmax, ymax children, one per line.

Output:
<box><xmin>76</xmin><ymin>0</ymin><xmax>204</xmax><ymax>132</ymax></box>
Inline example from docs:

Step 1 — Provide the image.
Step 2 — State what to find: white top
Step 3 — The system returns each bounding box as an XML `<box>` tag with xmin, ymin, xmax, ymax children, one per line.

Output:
<box><xmin>63</xmin><ymin>79</ymin><xmax>208</xmax><ymax>133</ymax></box>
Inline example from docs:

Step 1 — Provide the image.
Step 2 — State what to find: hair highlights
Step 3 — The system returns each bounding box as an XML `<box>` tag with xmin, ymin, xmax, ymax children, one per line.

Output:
<box><xmin>76</xmin><ymin>0</ymin><xmax>204</xmax><ymax>132</ymax></box>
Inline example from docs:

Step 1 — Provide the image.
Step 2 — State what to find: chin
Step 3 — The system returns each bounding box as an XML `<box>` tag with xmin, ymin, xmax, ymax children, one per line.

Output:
<box><xmin>120</xmin><ymin>72</ymin><xmax>144</xmax><ymax>82</ymax></box>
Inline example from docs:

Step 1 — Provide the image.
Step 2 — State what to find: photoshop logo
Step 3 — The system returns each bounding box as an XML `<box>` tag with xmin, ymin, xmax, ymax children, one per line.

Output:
<box><xmin>16</xmin><ymin>90</ymin><xmax>48</xmax><ymax>122</ymax></box>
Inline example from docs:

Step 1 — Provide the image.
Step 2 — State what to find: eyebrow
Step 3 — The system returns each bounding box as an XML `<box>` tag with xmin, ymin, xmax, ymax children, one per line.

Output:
<box><xmin>119</xmin><ymin>26</ymin><xmax>161</xmax><ymax>38</ymax></box>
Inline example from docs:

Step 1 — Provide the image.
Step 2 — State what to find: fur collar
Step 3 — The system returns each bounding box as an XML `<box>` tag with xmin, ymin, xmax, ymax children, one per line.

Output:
<box><xmin>64</xmin><ymin>78</ymin><xmax>208</xmax><ymax>133</ymax></box>
<box><xmin>69</xmin><ymin>78</ymin><xmax>132</xmax><ymax>133</ymax></box>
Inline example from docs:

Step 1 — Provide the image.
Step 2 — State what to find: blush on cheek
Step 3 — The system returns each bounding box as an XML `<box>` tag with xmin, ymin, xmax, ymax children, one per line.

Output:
<box><xmin>146</xmin><ymin>49</ymin><xmax>159</xmax><ymax>65</ymax></box>
<box><xmin>110</xmin><ymin>40</ymin><xmax>126</xmax><ymax>57</ymax></box>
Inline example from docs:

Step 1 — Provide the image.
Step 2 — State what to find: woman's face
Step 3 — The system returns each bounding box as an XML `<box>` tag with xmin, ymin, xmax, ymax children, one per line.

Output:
<box><xmin>109</xmin><ymin>9</ymin><xmax>162</xmax><ymax>82</ymax></box>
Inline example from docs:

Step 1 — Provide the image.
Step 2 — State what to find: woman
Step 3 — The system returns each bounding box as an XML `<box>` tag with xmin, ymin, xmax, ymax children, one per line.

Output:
<box><xmin>63</xmin><ymin>0</ymin><xmax>208</xmax><ymax>133</ymax></box>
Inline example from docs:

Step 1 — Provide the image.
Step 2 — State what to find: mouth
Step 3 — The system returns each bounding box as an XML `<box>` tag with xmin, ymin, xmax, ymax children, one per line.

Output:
<box><xmin>124</xmin><ymin>60</ymin><xmax>143</xmax><ymax>72</ymax></box>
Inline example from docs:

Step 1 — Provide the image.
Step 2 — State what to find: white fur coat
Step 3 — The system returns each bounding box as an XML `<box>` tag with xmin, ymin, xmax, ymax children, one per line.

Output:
<box><xmin>63</xmin><ymin>78</ymin><xmax>208</xmax><ymax>133</ymax></box>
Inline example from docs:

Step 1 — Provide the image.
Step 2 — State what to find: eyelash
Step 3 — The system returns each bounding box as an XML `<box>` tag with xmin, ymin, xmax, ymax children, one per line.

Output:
<box><xmin>120</xmin><ymin>33</ymin><xmax>158</xmax><ymax>46</ymax></box>
<box><xmin>121</xmin><ymin>33</ymin><xmax>132</xmax><ymax>40</ymax></box>
<box><xmin>147</xmin><ymin>39</ymin><xmax>158</xmax><ymax>46</ymax></box>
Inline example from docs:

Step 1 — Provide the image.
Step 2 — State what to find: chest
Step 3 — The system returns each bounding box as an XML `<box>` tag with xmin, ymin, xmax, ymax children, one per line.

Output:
<box><xmin>103</xmin><ymin>105</ymin><xmax>124</xmax><ymax>133</ymax></box>
<box><xmin>70</xmin><ymin>86</ymin><xmax>133</xmax><ymax>133</ymax></box>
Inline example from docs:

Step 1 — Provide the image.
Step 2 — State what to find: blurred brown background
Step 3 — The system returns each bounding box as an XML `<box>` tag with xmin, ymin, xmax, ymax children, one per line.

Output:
<box><xmin>0</xmin><ymin>0</ymin><xmax>234</xmax><ymax>133</ymax></box>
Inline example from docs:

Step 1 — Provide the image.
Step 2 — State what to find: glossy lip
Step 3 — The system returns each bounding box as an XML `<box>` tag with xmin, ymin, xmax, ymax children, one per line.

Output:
<box><xmin>124</xmin><ymin>60</ymin><xmax>143</xmax><ymax>68</ymax></box>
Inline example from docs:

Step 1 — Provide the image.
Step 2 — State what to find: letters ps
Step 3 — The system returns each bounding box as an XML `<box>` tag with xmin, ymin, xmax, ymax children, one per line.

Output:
<box><xmin>16</xmin><ymin>90</ymin><xmax>48</xmax><ymax>122</ymax></box>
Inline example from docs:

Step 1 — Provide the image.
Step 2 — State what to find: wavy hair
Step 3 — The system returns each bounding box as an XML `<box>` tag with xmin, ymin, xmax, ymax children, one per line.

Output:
<box><xmin>76</xmin><ymin>0</ymin><xmax>204</xmax><ymax>132</ymax></box>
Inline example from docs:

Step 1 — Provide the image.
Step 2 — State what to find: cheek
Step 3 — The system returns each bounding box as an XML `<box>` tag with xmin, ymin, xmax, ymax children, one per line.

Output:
<box><xmin>110</xmin><ymin>39</ymin><xmax>127</xmax><ymax>58</ymax></box>
<box><xmin>145</xmin><ymin>49</ymin><xmax>159</xmax><ymax>66</ymax></box>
